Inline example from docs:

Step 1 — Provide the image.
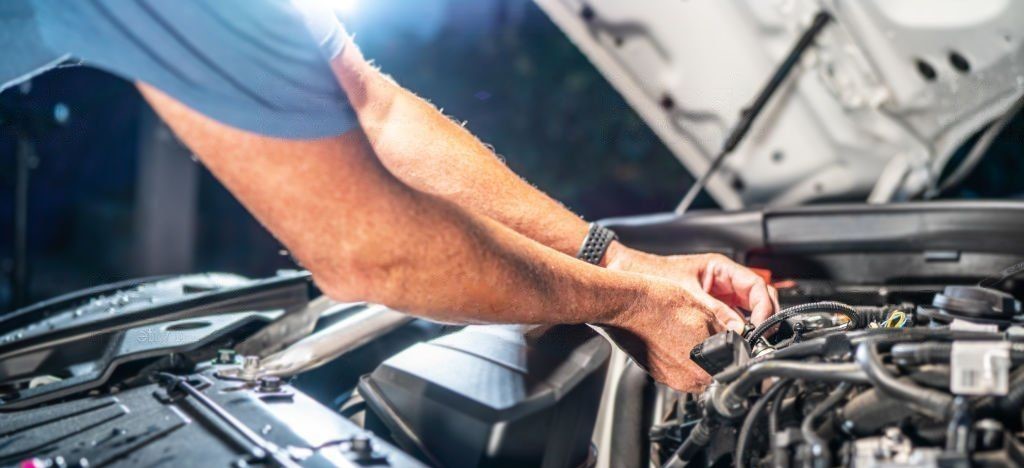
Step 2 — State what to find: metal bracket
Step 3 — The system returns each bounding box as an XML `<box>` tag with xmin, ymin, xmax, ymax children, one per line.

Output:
<box><xmin>233</xmin><ymin>296</ymin><xmax>335</xmax><ymax>358</ymax></box>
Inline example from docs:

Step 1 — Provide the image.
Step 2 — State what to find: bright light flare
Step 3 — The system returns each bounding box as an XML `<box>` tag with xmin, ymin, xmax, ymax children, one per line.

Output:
<box><xmin>330</xmin><ymin>0</ymin><xmax>358</xmax><ymax>15</ymax></box>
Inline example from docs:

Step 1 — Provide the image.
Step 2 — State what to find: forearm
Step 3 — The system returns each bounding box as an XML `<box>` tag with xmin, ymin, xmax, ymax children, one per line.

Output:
<box><xmin>138</xmin><ymin>84</ymin><xmax>649</xmax><ymax>326</ymax></box>
<box><xmin>332</xmin><ymin>43</ymin><xmax>592</xmax><ymax>257</ymax></box>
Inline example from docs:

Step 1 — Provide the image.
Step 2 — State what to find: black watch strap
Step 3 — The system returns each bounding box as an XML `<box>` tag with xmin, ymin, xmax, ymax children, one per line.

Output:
<box><xmin>576</xmin><ymin>223</ymin><xmax>618</xmax><ymax>265</ymax></box>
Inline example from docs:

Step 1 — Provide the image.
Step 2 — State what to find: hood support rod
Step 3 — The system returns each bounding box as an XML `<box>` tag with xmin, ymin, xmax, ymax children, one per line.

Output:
<box><xmin>676</xmin><ymin>11</ymin><xmax>833</xmax><ymax>214</ymax></box>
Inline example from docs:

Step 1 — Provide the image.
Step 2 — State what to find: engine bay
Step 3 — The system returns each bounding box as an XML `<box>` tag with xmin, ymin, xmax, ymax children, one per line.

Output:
<box><xmin>654</xmin><ymin>282</ymin><xmax>1024</xmax><ymax>467</ymax></box>
<box><xmin>3</xmin><ymin>202</ymin><xmax>1024</xmax><ymax>467</ymax></box>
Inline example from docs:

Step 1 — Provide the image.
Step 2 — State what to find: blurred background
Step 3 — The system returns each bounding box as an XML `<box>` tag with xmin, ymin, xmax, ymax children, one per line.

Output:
<box><xmin>0</xmin><ymin>0</ymin><xmax>1020</xmax><ymax>312</ymax></box>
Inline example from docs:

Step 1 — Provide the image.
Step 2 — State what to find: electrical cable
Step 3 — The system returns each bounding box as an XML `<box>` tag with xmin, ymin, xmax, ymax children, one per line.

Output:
<box><xmin>746</xmin><ymin>301</ymin><xmax>863</xmax><ymax>348</ymax></box>
<box><xmin>884</xmin><ymin>309</ymin><xmax>907</xmax><ymax>328</ymax></box>
<box><xmin>676</xmin><ymin>11</ymin><xmax>832</xmax><ymax>214</ymax></box>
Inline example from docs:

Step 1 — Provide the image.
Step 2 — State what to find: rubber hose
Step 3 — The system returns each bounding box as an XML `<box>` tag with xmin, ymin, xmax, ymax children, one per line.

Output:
<box><xmin>801</xmin><ymin>382</ymin><xmax>852</xmax><ymax>468</ymax></box>
<box><xmin>768</xmin><ymin>383</ymin><xmax>793</xmax><ymax>467</ymax></box>
<box><xmin>771</xmin><ymin>328</ymin><xmax>1004</xmax><ymax>361</ymax></box>
<box><xmin>747</xmin><ymin>301</ymin><xmax>863</xmax><ymax>347</ymax></box>
<box><xmin>662</xmin><ymin>418</ymin><xmax>715</xmax><ymax>468</ymax></box>
<box><xmin>842</xmin><ymin>387</ymin><xmax>916</xmax><ymax>436</ymax></box>
<box><xmin>715</xmin><ymin>361</ymin><xmax>867</xmax><ymax>418</ymax></box>
<box><xmin>892</xmin><ymin>342</ymin><xmax>1024</xmax><ymax>365</ymax></box>
<box><xmin>996</xmin><ymin>369</ymin><xmax>1024</xmax><ymax>415</ymax></box>
<box><xmin>735</xmin><ymin>379</ymin><xmax>791</xmax><ymax>468</ymax></box>
<box><xmin>973</xmin><ymin>366</ymin><xmax>1024</xmax><ymax>418</ymax></box>
<box><xmin>855</xmin><ymin>341</ymin><xmax>952</xmax><ymax>420</ymax></box>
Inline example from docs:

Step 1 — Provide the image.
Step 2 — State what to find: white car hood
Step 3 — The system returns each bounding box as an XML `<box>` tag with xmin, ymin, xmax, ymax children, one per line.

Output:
<box><xmin>534</xmin><ymin>0</ymin><xmax>1024</xmax><ymax>209</ymax></box>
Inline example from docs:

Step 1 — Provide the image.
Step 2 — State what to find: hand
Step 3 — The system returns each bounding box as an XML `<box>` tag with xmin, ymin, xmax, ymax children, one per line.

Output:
<box><xmin>605</xmin><ymin>245</ymin><xmax>778</xmax><ymax>330</ymax></box>
<box><xmin>600</xmin><ymin>278</ymin><xmax>733</xmax><ymax>392</ymax></box>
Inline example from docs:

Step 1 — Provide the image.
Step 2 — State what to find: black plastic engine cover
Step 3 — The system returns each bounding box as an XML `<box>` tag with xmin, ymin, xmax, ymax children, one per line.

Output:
<box><xmin>359</xmin><ymin>324</ymin><xmax>610</xmax><ymax>468</ymax></box>
<box><xmin>1</xmin><ymin>367</ymin><xmax>424</xmax><ymax>467</ymax></box>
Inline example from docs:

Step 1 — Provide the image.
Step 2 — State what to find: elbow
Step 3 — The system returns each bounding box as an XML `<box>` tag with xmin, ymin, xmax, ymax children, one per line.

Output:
<box><xmin>305</xmin><ymin>251</ymin><xmax>407</xmax><ymax>305</ymax></box>
<box><xmin>313</xmin><ymin>274</ymin><xmax>370</xmax><ymax>304</ymax></box>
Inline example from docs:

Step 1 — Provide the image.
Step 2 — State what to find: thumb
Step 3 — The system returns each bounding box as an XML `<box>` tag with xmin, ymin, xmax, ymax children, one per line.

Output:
<box><xmin>700</xmin><ymin>293</ymin><xmax>746</xmax><ymax>333</ymax></box>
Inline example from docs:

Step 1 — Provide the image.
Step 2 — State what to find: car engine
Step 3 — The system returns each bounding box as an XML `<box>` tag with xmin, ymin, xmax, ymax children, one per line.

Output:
<box><xmin>0</xmin><ymin>202</ymin><xmax>1020</xmax><ymax>468</ymax></box>
<box><xmin>650</xmin><ymin>281</ymin><xmax>1024</xmax><ymax>468</ymax></box>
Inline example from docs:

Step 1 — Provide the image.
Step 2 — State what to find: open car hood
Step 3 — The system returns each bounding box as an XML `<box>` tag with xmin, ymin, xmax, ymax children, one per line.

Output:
<box><xmin>534</xmin><ymin>0</ymin><xmax>1024</xmax><ymax>209</ymax></box>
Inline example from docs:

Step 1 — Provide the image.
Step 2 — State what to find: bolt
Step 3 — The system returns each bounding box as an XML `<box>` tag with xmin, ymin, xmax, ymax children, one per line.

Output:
<box><xmin>216</xmin><ymin>349</ymin><xmax>236</xmax><ymax>364</ymax></box>
<box><xmin>235</xmin><ymin>355</ymin><xmax>262</xmax><ymax>381</ymax></box>
<box><xmin>350</xmin><ymin>434</ymin><xmax>372</xmax><ymax>454</ymax></box>
<box><xmin>344</xmin><ymin>433</ymin><xmax>387</xmax><ymax>464</ymax></box>
<box><xmin>243</xmin><ymin>355</ymin><xmax>260</xmax><ymax>371</ymax></box>
<box><xmin>258</xmin><ymin>376</ymin><xmax>283</xmax><ymax>393</ymax></box>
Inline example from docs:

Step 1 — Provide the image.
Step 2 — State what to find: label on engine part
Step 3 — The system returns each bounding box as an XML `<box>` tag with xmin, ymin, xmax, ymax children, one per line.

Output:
<box><xmin>949</xmin><ymin>319</ymin><xmax>999</xmax><ymax>333</ymax></box>
<box><xmin>950</xmin><ymin>341</ymin><xmax>1010</xmax><ymax>395</ymax></box>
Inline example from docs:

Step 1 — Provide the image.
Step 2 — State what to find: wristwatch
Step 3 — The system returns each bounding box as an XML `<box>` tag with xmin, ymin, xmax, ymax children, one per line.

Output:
<box><xmin>576</xmin><ymin>223</ymin><xmax>618</xmax><ymax>265</ymax></box>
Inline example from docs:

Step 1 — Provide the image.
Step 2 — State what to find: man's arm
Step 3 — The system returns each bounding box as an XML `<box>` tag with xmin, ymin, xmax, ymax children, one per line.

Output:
<box><xmin>139</xmin><ymin>84</ymin><xmax>727</xmax><ymax>391</ymax></box>
<box><xmin>330</xmin><ymin>43</ymin><xmax>777</xmax><ymax>325</ymax></box>
<box><xmin>333</xmin><ymin>44</ymin><xmax>589</xmax><ymax>257</ymax></box>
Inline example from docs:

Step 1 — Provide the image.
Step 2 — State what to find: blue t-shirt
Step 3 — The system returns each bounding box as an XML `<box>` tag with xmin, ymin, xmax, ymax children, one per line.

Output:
<box><xmin>0</xmin><ymin>0</ymin><xmax>357</xmax><ymax>139</ymax></box>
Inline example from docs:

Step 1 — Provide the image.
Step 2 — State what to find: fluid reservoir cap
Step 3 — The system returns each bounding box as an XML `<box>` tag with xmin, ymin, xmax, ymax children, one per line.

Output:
<box><xmin>933</xmin><ymin>286</ymin><xmax>1021</xmax><ymax>320</ymax></box>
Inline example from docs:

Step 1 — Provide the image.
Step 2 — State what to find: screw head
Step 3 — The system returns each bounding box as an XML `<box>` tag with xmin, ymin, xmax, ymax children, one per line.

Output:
<box><xmin>257</xmin><ymin>376</ymin><xmax>283</xmax><ymax>392</ymax></box>
<box><xmin>216</xmin><ymin>349</ymin><xmax>236</xmax><ymax>364</ymax></box>
<box><xmin>242</xmin><ymin>355</ymin><xmax>260</xmax><ymax>370</ymax></box>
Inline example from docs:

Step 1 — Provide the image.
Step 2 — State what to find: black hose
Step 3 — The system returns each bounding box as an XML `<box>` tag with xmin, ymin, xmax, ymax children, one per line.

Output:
<box><xmin>662</xmin><ymin>417</ymin><xmax>717</xmax><ymax>468</ymax></box>
<box><xmin>854</xmin><ymin>341</ymin><xmax>953</xmax><ymax>420</ymax></box>
<box><xmin>769</xmin><ymin>382</ymin><xmax>792</xmax><ymax>436</ymax></box>
<box><xmin>946</xmin><ymin>397</ymin><xmax>972</xmax><ymax>453</ymax></box>
<box><xmin>973</xmin><ymin>366</ymin><xmax>1024</xmax><ymax>419</ymax></box>
<box><xmin>892</xmin><ymin>342</ymin><xmax>1024</xmax><ymax>365</ymax></box>
<box><xmin>746</xmin><ymin>301</ymin><xmax>863</xmax><ymax>348</ymax></box>
<box><xmin>768</xmin><ymin>383</ymin><xmax>796</xmax><ymax>467</ymax></box>
<box><xmin>714</xmin><ymin>361</ymin><xmax>867</xmax><ymax>418</ymax></box>
<box><xmin>842</xmin><ymin>387</ymin><xmax>916</xmax><ymax>436</ymax></box>
<box><xmin>996</xmin><ymin>369</ymin><xmax>1024</xmax><ymax>415</ymax></box>
<box><xmin>735</xmin><ymin>379</ymin><xmax>792</xmax><ymax>468</ymax></box>
<box><xmin>771</xmin><ymin>328</ymin><xmax>1004</xmax><ymax>361</ymax></box>
<box><xmin>801</xmin><ymin>383</ymin><xmax>852</xmax><ymax>468</ymax></box>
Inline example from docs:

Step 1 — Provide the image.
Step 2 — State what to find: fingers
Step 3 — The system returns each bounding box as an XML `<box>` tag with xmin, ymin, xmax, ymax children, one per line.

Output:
<box><xmin>696</xmin><ymin>291</ymin><xmax>746</xmax><ymax>333</ymax></box>
<box><xmin>701</xmin><ymin>255</ymin><xmax>777</xmax><ymax>325</ymax></box>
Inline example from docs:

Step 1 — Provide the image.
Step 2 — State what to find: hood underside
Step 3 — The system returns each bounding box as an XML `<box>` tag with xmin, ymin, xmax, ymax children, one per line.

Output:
<box><xmin>535</xmin><ymin>0</ymin><xmax>1024</xmax><ymax>209</ymax></box>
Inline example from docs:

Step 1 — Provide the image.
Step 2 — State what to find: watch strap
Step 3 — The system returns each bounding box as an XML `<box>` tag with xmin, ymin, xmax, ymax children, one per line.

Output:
<box><xmin>576</xmin><ymin>223</ymin><xmax>618</xmax><ymax>265</ymax></box>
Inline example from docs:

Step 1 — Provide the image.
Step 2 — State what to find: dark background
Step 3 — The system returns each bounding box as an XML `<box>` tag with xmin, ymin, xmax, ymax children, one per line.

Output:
<box><xmin>0</xmin><ymin>0</ymin><xmax>1020</xmax><ymax>312</ymax></box>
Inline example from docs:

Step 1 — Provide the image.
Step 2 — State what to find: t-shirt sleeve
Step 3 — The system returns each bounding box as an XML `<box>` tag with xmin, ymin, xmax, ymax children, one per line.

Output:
<box><xmin>293</xmin><ymin>0</ymin><xmax>349</xmax><ymax>60</ymax></box>
<box><xmin>29</xmin><ymin>0</ymin><xmax>358</xmax><ymax>139</ymax></box>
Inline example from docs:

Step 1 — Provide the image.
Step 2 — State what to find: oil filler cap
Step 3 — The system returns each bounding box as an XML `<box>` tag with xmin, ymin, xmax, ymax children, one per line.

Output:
<box><xmin>933</xmin><ymin>286</ymin><xmax>1020</xmax><ymax>320</ymax></box>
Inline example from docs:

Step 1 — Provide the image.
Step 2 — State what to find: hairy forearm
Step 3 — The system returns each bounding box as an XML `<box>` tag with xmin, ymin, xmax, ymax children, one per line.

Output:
<box><xmin>332</xmin><ymin>43</ymin><xmax>592</xmax><ymax>257</ymax></box>
<box><xmin>138</xmin><ymin>84</ymin><xmax>651</xmax><ymax>326</ymax></box>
